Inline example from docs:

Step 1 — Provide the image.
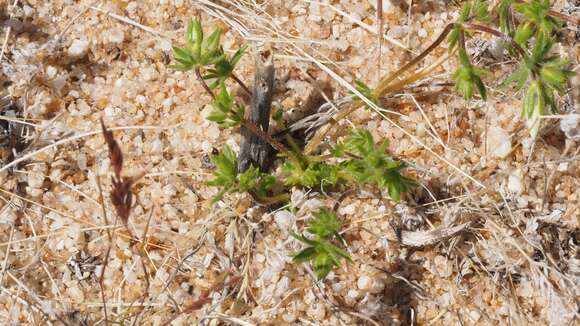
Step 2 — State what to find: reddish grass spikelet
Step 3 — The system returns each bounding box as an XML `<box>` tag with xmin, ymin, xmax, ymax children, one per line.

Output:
<box><xmin>101</xmin><ymin>118</ymin><xmax>134</xmax><ymax>228</ymax></box>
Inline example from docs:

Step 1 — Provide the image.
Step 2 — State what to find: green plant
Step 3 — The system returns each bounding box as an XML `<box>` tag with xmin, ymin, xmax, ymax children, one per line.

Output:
<box><xmin>291</xmin><ymin>208</ymin><xmax>351</xmax><ymax>280</ymax></box>
<box><xmin>282</xmin><ymin>129</ymin><xmax>415</xmax><ymax>202</ymax></box>
<box><xmin>513</xmin><ymin>0</ymin><xmax>561</xmax><ymax>45</ymax></box>
<box><xmin>206</xmin><ymin>82</ymin><xmax>245</xmax><ymax>128</ymax></box>
<box><xmin>333</xmin><ymin>129</ymin><xmax>416</xmax><ymax>202</ymax></box>
<box><xmin>351</xmin><ymin>80</ymin><xmax>378</xmax><ymax>106</ymax></box>
<box><xmin>206</xmin><ymin>145</ymin><xmax>275</xmax><ymax>203</ymax></box>
<box><xmin>169</xmin><ymin>19</ymin><xmax>225</xmax><ymax>71</ymax></box>
<box><xmin>453</xmin><ymin>47</ymin><xmax>490</xmax><ymax>100</ymax></box>
<box><xmin>445</xmin><ymin>0</ymin><xmax>575</xmax><ymax>136</ymax></box>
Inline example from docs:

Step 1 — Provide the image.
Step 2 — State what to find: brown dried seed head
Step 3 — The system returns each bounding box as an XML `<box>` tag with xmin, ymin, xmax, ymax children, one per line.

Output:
<box><xmin>100</xmin><ymin>118</ymin><xmax>123</xmax><ymax>179</ymax></box>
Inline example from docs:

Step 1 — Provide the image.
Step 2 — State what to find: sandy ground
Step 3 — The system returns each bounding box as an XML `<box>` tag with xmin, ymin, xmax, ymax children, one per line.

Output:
<box><xmin>0</xmin><ymin>0</ymin><xmax>578</xmax><ymax>325</ymax></box>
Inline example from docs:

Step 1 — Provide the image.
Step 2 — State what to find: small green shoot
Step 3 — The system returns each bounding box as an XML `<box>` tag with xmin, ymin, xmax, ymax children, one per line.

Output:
<box><xmin>204</xmin><ymin>45</ymin><xmax>247</xmax><ymax>89</ymax></box>
<box><xmin>453</xmin><ymin>48</ymin><xmax>489</xmax><ymax>100</ymax></box>
<box><xmin>282</xmin><ymin>129</ymin><xmax>415</xmax><ymax>202</ymax></box>
<box><xmin>351</xmin><ymin>80</ymin><xmax>379</xmax><ymax>107</ymax></box>
<box><xmin>169</xmin><ymin>19</ymin><xmax>225</xmax><ymax>71</ymax></box>
<box><xmin>292</xmin><ymin>208</ymin><xmax>351</xmax><ymax>280</ymax></box>
<box><xmin>281</xmin><ymin>154</ymin><xmax>342</xmax><ymax>189</ymax></box>
<box><xmin>444</xmin><ymin>0</ymin><xmax>575</xmax><ymax>136</ymax></box>
<box><xmin>513</xmin><ymin>0</ymin><xmax>561</xmax><ymax>45</ymax></box>
<box><xmin>333</xmin><ymin>129</ymin><xmax>415</xmax><ymax>202</ymax></box>
<box><xmin>206</xmin><ymin>83</ymin><xmax>245</xmax><ymax>128</ymax></box>
<box><xmin>207</xmin><ymin>145</ymin><xmax>274</xmax><ymax>203</ymax></box>
<box><xmin>502</xmin><ymin>34</ymin><xmax>573</xmax><ymax>136</ymax></box>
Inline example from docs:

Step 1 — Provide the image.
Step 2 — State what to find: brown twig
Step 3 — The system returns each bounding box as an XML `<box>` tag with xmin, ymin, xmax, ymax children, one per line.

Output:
<box><xmin>195</xmin><ymin>67</ymin><xmax>216</xmax><ymax>100</ymax></box>
<box><xmin>547</xmin><ymin>9</ymin><xmax>580</xmax><ymax>25</ymax></box>
<box><xmin>195</xmin><ymin>64</ymin><xmax>286</xmax><ymax>156</ymax></box>
<box><xmin>230</xmin><ymin>73</ymin><xmax>252</xmax><ymax>97</ymax></box>
<box><xmin>464</xmin><ymin>23</ymin><xmax>528</xmax><ymax>58</ymax></box>
<box><xmin>95</xmin><ymin>174</ymin><xmax>113</xmax><ymax>326</ymax></box>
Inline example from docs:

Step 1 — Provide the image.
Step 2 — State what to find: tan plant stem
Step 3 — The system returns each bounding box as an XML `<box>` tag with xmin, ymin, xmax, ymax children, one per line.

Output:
<box><xmin>373</xmin><ymin>23</ymin><xmax>456</xmax><ymax>98</ymax></box>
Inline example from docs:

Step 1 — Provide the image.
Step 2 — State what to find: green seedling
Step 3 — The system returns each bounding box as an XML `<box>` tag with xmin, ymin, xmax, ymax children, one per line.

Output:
<box><xmin>206</xmin><ymin>82</ymin><xmax>245</xmax><ymax>128</ymax></box>
<box><xmin>502</xmin><ymin>34</ymin><xmax>573</xmax><ymax>136</ymax></box>
<box><xmin>333</xmin><ymin>129</ymin><xmax>415</xmax><ymax>202</ymax></box>
<box><xmin>206</xmin><ymin>145</ymin><xmax>275</xmax><ymax>203</ymax></box>
<box><xmin>169</xmin><ymin>19</ymin><xmax>224</xmax><ymax>71</ymax></box>
<box><xmin>351</xmin><ymin>80</ymin><xmax>379</xmax><ymax>107</ymax></box>
<box><xmin>513</xmin><ymin>0</ymin><xmax>561</xmax><ymax>45</ymax></box>
<box><xmin>281</xmin><ymin>129</ymin><xmax>415</xmax><ymax>202</ymax></box>
<box><xmin>291</xmin><ymin>208</ymin><xmax>352</xmax><ymax>280</ymax></box>
<box><xmin>453</xmin><ymin>47</ymin><xmax>490</xmax><ymax>100</ymax></box>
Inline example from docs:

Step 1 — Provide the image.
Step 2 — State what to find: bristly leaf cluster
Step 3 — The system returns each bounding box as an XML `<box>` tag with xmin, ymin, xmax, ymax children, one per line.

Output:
<box><xmin>292</xmin><ymin>208</ymin><xmax>351</xmax><ymax>280</ymax></box>
<box><xmin>282</xmin><ymin>129</ymin><xmax>415</xmax><ymax>202</ymax></box>
<box><xmin>502</xmin><ymin>34</ymin><xmax>573</xmax><ymax>136</ymax></box>
<box><xmin>206</xmin><ymin>83</ymin><xmax>245</xmax><ymax>128</ymax></box>
<box><xmin>351</xmin><ymin>80</ymin><xmax>378</xmax><ymax>107</ymax></box>
<box><xmin>333</xmin><ymin>129</ymin><xmax>416</xmax><ymax>202</ymax></box>
<box><xmin>453</xmin><ymin>48</ymin><xmax>489</xmax><ymax>100</ymax></box>
<box><xmin>207</xmin><ymin>145</ymin><xmax>275</xmax><ymax>203</ymax></box>
<box><xmin>169</xmin><ymin>19</ymin><xmax>224</xmax><ymax>71</ymax></box>
<box><xmin>446</xmin><ymin>0</ymin><xmax>574</xmax><ymax>136</ymax></box>
<box><xmin>281</xmin><ymin>153</ymin><xmax>343</xmax><ymax>189</ymax></box>
<box><xmin>513</xmin><ymin>0</ymin><xmax>561</xmax><ymax>46</ymax></box>
<box><xmin>170</xmin><ymin>18</ymin><xmax>248</xmax><ymax>130</ymax></box>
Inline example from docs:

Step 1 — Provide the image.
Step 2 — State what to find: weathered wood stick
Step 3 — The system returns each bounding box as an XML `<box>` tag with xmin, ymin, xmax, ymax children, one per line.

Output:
<box><xmin>238</xmin><ymin>49</ymin><xmax>275</xmax><ymax>173</ymax></box>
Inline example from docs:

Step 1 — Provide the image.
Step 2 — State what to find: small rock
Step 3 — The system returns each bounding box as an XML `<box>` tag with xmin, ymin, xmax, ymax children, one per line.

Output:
<box><xmin>274</xmin><ymin>210</ymin><xmax>295</xmax><ymax>235</ymax></box>
<box><xmin>433</xmin><ymin>255</ymin><xmax>452</xmax><ymax>278</ymax></box>
<box><xmin>507</xmin><ymin>171</ymin><xmax>523</xmax><ymax>194</ymax></box>
<box><xmin>469</xmin><ymin>310</ymin><xmax>481</xmax><ymax>322</ymax></box>
<box><xmin>357</xmin><ymin>275</ymin><xmax>372</xmax><ymax>290</ymax></box>
<box><xmin>487</xmin><ymin>126</ymin><xmax>512</xmax><ymax>159</ymax></box>
<box><xmin>557</xmin><ymin>162</ymin><xmax>569</xmax><ymax>172</ymax></box>
<box><xmin>339</xmin><ymin>203</ymin><xmax>356</xmax><ymax>215</ymax></box>
<box><xmin>103</xmin><ymin>28</ymin><xmax>124</xmax><ymax>44</ymax></box>
<box><xmin>560</xmin><ymin>114</ymin><xmax>580</xmax><ymax>140</ymax></box>
<box><xmin>68</xmin><ymin>39</ymin><xmax>89</xmax><ymax>57</ymax></box>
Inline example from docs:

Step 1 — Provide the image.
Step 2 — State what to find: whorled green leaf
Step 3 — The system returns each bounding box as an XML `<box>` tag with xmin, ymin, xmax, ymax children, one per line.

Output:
<box><xmin>513</xmin><ymin>0</ymin><xmax>561</xmax><ymax>45</ymax></box>
<box><xmin>514</xmin><ymin>21</ymin><xmax>534</xmax><ymax>46</ymax></box>
<box><xmin>448</xmin><ymin>27</ymin><xmax>461</xmax><ymax>52</ymax></box>
<box><xmin>335</xmin><ymin>129</ymin><xmax>415</xmax><ymax>202</ymax></box>
<box><xmin>351</xmin><ymin>80</ymin><xmax>378</xmax><ymax>107</ymax></box>
<box><xmin>459</xmin><ymin>1</ymin><xmax>472</xmax><ymax>22</ymax></box>
<box><xmin>292</xmin><ymin>246</ymin><xmax>317</xmax><ymax>263</ymax></box>
<box><xmin>307</xmin><ymin>209</ymin><xmax>341</xmax><ymax>239</ymax></box>
<box><xmin>207</xmin><ymin>145</ymin><xmax>238</xmax><ymax>203</ymax></box>
<box><xmin>290</xmin><ymin>210</ymin><xmax>351</xmax><ymax>280</ymax></box>
<box><xmin>453</xmin><ymin>48</ymin><xmax>489</xmax><ymax>100</ymax></box>
<box><xmin>501</xmin><ymin>64</ymin><xmax>529</xmax><ymax>91</ymax></box>
<box><xmin>207</xmin><ymin>85</ymin><xmax>244</xmax><ymax>128</ymax></box>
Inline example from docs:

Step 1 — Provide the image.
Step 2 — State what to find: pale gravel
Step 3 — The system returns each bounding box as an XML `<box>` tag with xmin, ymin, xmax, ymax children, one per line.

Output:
<box><xmin>0</xmin><ymin>0</ymin><xmax>578</xmax><ymax>325</ymax></box>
